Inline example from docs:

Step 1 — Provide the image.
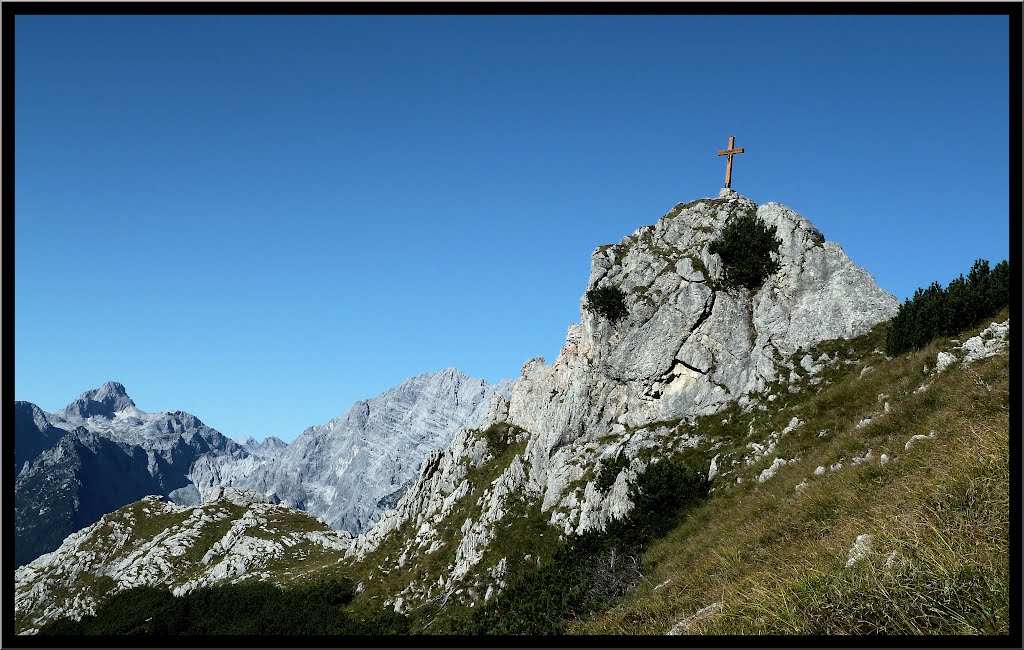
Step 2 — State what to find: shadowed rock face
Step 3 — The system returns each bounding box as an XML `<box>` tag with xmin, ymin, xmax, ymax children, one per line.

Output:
<box><xmin>358</xmin><ymin>191</ymin><xmax>899</xmax><ymax>601</ymax></box>
<box><xmin>194</xmin><ymin>368</ymin><xmax>514</xmax><ymax>535</ymax></box>
<box><xmin>14</xmin><ymin>402</ymin><xmax>67</xmax><ymax>471</ymax></box>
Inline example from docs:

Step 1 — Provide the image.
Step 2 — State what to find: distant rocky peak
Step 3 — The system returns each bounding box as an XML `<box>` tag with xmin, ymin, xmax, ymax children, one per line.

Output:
<box><xmin>233</xmin><ymin>435</ymin><xmax>289</xmax><ymax>458</ymax></box>
<box><xmin>59</xmin><ymin>381</ymin><xmax>136</xmax><ymax>420</ymax></box>
<box><xmin>26</xmin><ymin>401</ymin><xmax>54</xmax><ymax>431</ymax></box>
<box><xmin>261</xmin><ymin>436</ymin><xmax>288</xmax><ymax>449</ymax></box>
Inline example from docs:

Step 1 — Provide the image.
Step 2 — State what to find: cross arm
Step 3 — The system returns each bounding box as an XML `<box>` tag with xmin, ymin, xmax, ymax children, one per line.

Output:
<box><xmin>717</xmin><ymin>148</ymin><xmax>745</xmax><ymax>156</ymax></box>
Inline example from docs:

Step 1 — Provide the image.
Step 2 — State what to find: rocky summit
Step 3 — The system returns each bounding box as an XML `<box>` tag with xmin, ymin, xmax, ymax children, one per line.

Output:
<box><xmin>57</xmin><ymin>381</ymin><xmax>138</xmax><ymax>421</ymax></box>
<box><xmin>355</xmin><ymin>190</ymin><xmax>898</xmax><ymax>605</ymax></box>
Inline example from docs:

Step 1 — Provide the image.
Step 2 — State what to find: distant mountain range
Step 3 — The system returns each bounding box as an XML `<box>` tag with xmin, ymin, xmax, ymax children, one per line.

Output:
<box><xmin>14</xmin><ymin>371</ymin><xmax>510</xmax><ymax>567</ymax></box>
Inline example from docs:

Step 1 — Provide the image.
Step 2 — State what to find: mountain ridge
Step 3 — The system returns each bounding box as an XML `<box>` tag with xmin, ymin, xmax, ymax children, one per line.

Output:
<box><xmin>14</xmin><ymin>369</ymin><xmax>510</xmax><ymax>566</ymax></box>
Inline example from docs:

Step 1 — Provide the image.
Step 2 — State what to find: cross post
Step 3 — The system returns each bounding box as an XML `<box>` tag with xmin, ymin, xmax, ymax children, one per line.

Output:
<box><xmin>717</xmin><ymin>136</ymin><xmax>745</xmax><ymax>189</ymax></box>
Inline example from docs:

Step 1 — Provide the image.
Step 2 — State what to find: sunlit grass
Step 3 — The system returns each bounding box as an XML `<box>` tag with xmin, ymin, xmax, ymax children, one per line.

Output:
<box><xmin>573</xmin><ymin>309</ymin><xmax>1009</xmax><ymax>635</ymax></box>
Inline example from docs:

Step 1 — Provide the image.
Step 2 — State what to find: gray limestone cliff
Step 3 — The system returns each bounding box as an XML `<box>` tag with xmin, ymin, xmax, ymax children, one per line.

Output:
<box><xmin>355</xmin><ymin>190</ymin><xmax>899</xmax><ymax>605</ymax></box>
<box><xmin>194</xmin><ymin>368</ymin><xmax>514</xmax><ymax>535</ymax></box>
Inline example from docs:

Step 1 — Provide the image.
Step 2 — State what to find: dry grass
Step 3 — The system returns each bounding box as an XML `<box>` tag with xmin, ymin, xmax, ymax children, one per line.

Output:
<box><xmin>573</xmin><ymin>311</ymin><xmax>1010</xmax><ymax>636</ymax></box>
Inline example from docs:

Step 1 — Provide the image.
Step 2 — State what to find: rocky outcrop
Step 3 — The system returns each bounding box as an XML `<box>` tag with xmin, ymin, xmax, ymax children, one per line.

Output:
<box><xmin>507</xmin><ymin>189</ymin><xmax>895</xmax><ymax>453</ymax></box>
<box><xmin>13</xmin><ymin>489</ymin><xmax>353</xmax><ymax>634</ymax></box>
<box><xmin>353</xmin><ymin>190</ymin><xmax>898</xmax><ymax>606</ymax></box>
<box><xmin>499</xmin><ymin>189</ymin><xmax>896</xmax><ymax>531</ymax></box>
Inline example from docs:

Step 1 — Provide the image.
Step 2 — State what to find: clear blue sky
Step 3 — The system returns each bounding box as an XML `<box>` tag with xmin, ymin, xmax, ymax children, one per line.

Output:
<box><xmin>14</xmin><ymin>14</ymin><xmax>1010</xmax><ymax>442</ymax></box>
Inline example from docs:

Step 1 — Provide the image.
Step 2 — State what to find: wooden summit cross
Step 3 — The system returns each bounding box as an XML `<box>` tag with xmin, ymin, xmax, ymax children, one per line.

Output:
<box><xmin>717</xmin><ymin>136</ymin><xmax>745</xmax><ymax>189</ymax></box>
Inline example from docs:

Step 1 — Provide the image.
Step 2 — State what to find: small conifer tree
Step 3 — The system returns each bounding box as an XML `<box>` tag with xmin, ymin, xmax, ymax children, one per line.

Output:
<box><xmin>585</xmin><ymin>285</ymin><xmax>628</xmax><ymax>323</ymax></box>
<box><xmin>884</xmin><ymin>258</ymin><xmax>1009</xmax><ymax>356</ymax></box>
<box><xmin>708</xmin><ymin>212</ymin><xmax>782</xmax><ymax>290</ymax></box>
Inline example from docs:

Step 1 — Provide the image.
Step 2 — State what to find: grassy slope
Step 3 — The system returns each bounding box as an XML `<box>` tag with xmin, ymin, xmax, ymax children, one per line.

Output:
<box><xmin>573</xmin><ymin>308</ymin><xmax>1010</xmax><ymax>635</ymax></box>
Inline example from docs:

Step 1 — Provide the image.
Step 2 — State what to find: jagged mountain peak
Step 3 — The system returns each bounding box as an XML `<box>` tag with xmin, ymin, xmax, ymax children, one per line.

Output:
<box><xmin>393</xmin><ymin>367</ymin><xmax>477</xmax><ymax>392</ymax></box>
<box><xmin>193</xmin><ymin>368</ymin><xmax>514</xmax><ymax>536</ymax></box>
<box><xmin>58</xmin><ymin>381</ymin><xmax>136</xmax><ymax>420</ymax></box>
<box><xmin>357</xmin><ymin>192</ymin><xmax>902</xmax><ymax>599</ymax></box>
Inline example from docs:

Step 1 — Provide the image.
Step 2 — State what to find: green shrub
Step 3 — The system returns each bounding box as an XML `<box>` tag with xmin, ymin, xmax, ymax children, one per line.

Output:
<box><xmin>585</xmin><ymin>285</ymin><xmax>628</xmax><ymax>323</ymax></box>
<box><xmin>885</xmin><ymin>259</ymin><xmax>1009</xmax><ymax>356</ymax></box>
<box><xmin>594</xmin><ymin>452</ymin><xmax>629</xmax><ymax>493</ymax></box>
<box><xmin>482</xmin><ymin>422</ymin><xmax>515</xmax><ymax>449</ymax></box>
<box><xmin>707</xmin><ymin>212</ymin><xmax>782</xmax><ymax>290</ymax></box>
<box><xmin>612</xmin><ymin>458</ymin><xmax>710</xmax><ymax>544</ymax></box>
<box><xmin>37</xmin><ymin>577</ymin><xmax>406</xmax><ymax>636</ymax></box>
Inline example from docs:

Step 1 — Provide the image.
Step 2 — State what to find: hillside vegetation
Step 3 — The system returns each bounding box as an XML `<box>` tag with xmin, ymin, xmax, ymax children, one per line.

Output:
<box><xmin>575</xmin><ymin>307</ymin><xmax>1011</xmax><ymax>635</ymax></box>
<box><xmin>24</xmin><ymin>242</ymin><xmax>1010</xmax><ymax>638</ymax></box>
<box><xmin>886</xmin><ymin>258</ymin><xmax>1009</xmax><ymax>355</ymax></box>
<box><xmin>39</xmin><ymin>579</ymin><xmax>408</xmax><ymax>636</ymax></box>
<box><xmin>35</xmin><ymin>306</ymin><xmax>1010</xmax><ymax>637</ymax></box>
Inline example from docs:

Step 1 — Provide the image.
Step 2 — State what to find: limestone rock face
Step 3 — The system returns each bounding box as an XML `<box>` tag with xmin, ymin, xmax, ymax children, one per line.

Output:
<box><xmin>499</xmin><ymin>191</ymin><xmax>897</xmax><ymax>531</ymax></box>
<box><xmin>190</xmin><ymin>369</ymin><xmax>514</xmax><ymax>536</ymax></box>
<box><xmin>354</xmin><ymin>191</ymin><xmax>898</xmax><ymax>602</ymax></box>
<box><xmin>352</xmin><ymin>421</ymin><xmax>500</xmax><ymax>559</ymax></box>
<box><xmin>511</xmin><ymin>192</ymin><xmax>895</xmax><ymax>446</ymax></box>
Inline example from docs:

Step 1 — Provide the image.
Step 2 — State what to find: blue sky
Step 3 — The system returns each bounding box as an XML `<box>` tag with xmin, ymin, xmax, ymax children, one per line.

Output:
<box><xmin>14</xmin><ymin>14</ymin><xmax>1010</xmax><ymax>442</ymax></box>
